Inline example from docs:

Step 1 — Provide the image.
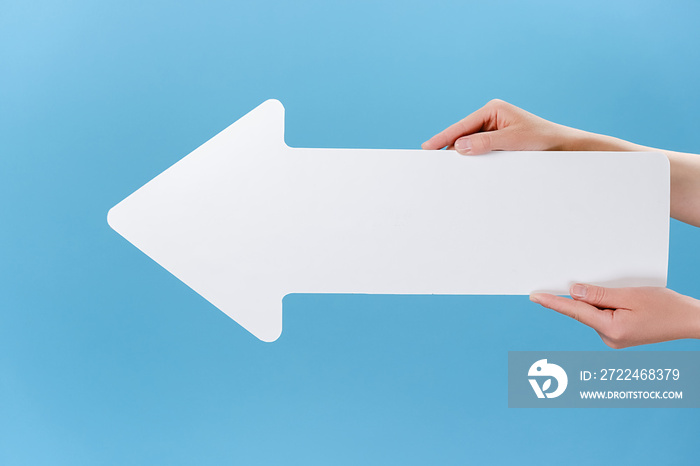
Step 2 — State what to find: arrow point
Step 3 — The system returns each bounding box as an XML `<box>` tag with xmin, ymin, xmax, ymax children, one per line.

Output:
<box><xmin>106</xmin><ymin>205</ymin><xmax>122</xmax><ymax>233</ymax></box>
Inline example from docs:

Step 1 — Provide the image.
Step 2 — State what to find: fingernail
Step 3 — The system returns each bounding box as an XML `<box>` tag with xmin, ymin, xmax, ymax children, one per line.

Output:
<box><xmin>571</xmin><ymin>284</ymin><xmax>587</xmax><ymax>299</ymax></box>
<box><xmin>529</xmin><ymin>294</ymin><xmax>541</xmax><ymax>304</ymax></box>
<box><xmin>454</xmin><ymin>137</ymin><xmax>471</xmax><ymax>154</ymax></box>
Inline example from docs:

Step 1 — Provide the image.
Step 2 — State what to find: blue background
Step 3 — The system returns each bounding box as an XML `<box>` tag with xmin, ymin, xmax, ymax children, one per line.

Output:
<box><xmin>2</xmin><ymin>0</ymin><xmax>699</xmax><ymax>464</ymax></box>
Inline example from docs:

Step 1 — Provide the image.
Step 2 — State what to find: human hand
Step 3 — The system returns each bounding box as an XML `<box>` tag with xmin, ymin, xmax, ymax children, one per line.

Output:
<box><xmin>420</xmin><ymin>100</ymin><xmax>700</xmax><ymax>226</ymax></box>
<box><xmin>530</xmin><ymin>284</ymin><xmax>700</xmax><ymax>348</ymax></box>
<box><xmin>421</xmin><ymin>99</ymin><xmax>584</xmax><ymax>155</ymax></box>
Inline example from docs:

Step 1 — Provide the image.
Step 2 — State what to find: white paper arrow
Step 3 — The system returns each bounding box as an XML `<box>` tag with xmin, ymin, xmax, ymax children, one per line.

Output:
<box><xmin>108</xmin><ymin>99</ymin><xmax>669</xmax><ymax>342</ymax></box>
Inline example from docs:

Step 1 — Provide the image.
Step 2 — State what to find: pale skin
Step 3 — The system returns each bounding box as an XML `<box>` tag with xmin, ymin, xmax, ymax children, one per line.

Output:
<box><xmin>422</xmin><ymin>99</ymin><xmax>700</xmax><ymax>348</ymax></box>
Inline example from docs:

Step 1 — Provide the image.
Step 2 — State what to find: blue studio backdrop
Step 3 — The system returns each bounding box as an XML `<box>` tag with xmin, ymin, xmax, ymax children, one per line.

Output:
<box><xmin>1</xmin><ymin>1</ymin><xmax>699</xmax><ymax>464</ymax></box>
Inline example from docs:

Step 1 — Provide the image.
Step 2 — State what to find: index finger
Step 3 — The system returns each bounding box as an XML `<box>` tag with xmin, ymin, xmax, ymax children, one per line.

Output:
<box><xmin>421</xmin><ymin>105</ymin><xmax>492</xmax><ymax>150</ymax></box>
<box><xmin>530</xmin><ymin>293</ymin><xmax>612</xmax><ymax>332</ymax></box>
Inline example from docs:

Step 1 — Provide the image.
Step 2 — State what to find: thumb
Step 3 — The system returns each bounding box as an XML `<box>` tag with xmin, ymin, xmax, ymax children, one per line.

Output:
<box><xmin>454</xmin><ymin>128</ymin><xmax>518</xmax><ymax>155</ymax></box>
<box><xmin>570</xmin><ymin>283</ymin><xmax>634</xmax><ymax>309</ymax></box>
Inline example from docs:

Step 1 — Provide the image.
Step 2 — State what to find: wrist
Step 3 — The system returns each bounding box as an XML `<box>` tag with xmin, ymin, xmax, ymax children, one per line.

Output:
<box><xmin>560</xmin><ymin>128</ymin><xmax>641</xmax><ymax>152</ymax></box>
<box><xmin>689</xmin><ymin>297</ymin><xmax>700</xmax><ymax>340</ymax></box>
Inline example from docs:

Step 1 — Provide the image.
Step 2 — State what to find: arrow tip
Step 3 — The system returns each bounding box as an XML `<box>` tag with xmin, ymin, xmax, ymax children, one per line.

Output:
<box><xmin>108</xmin><ymin>98</ymin><xmax>290</xmax><ymax>343</ymax></box>
<box><xmin>106</xmin><ymin>205</ymin><xmax>121</xmax><ymax>232</ymax></box>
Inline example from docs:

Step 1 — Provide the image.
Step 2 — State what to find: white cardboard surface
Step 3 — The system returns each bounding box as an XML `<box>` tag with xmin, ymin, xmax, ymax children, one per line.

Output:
<box><xmin>108</xmin><ymin>99</ymin><xmax>670</xmax><ymax>341</ymax></box>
